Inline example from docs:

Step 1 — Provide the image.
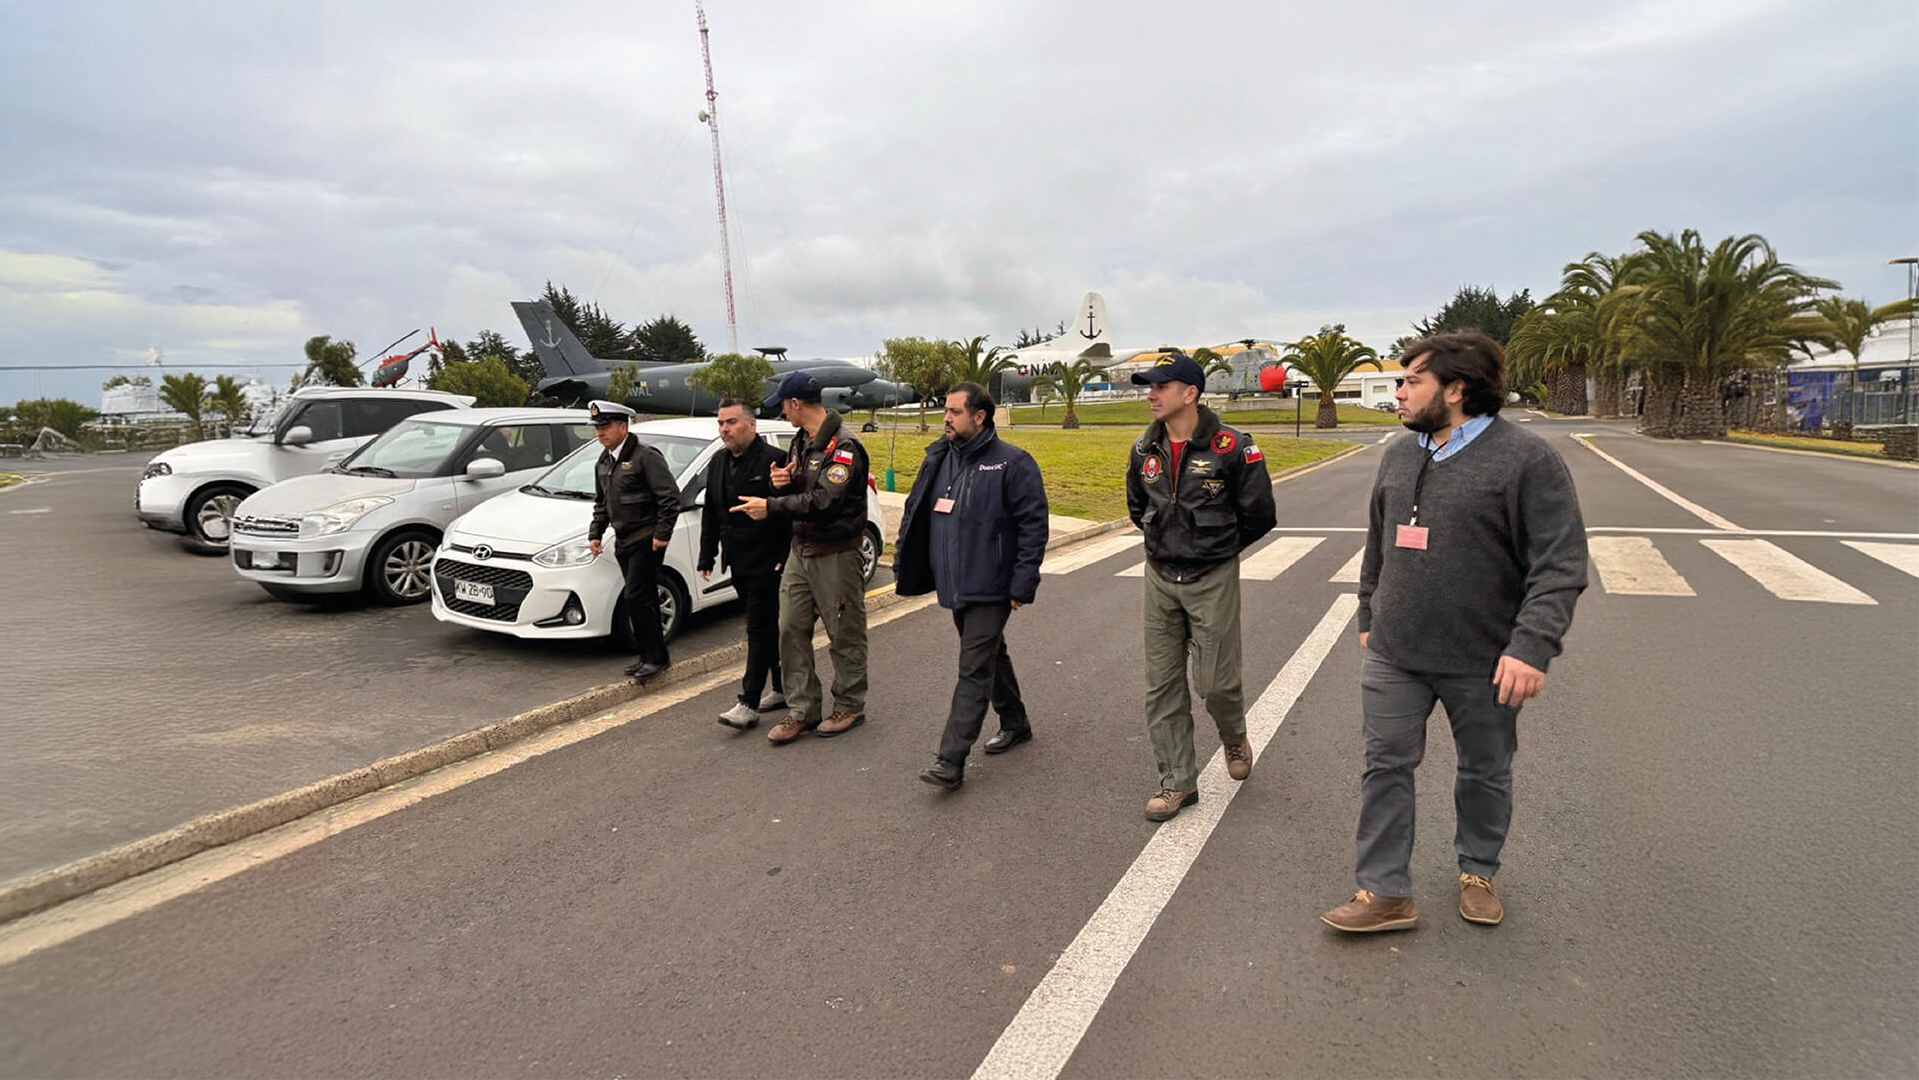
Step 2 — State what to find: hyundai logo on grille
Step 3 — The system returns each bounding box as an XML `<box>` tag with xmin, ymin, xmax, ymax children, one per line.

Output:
<box><xmin>472</xmin><ymin>544</ymin><xmax>493</xmax><ymax>560</ymax></box>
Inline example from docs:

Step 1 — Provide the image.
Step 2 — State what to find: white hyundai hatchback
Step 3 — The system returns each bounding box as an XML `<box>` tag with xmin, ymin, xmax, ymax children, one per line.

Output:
<box><xmin>430</xmin><ymin>417</ymin><xmax>886</xmax><ymax>647</ymax></box>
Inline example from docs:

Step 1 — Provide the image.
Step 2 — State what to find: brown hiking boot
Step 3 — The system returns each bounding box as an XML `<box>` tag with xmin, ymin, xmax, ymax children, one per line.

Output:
<box><xmin>816</xmin><ymin>711</ymin><xmax>865</xmax><ymax>737</ymax></box>
<box><xmin>1320</xmin><ymin>890</ymin><xmax>1419</xmax><ymax>933</ymax></box>
<box><xmin>1144</xmin><ymin>788</ymin><xmax>1198</xmax><ymax>822</ymax></box>
<box><xmin>1459</xmin><ymin>873</ymin><xmax>1504</xmax><ymax>925</ymax></box>
<box><xmin>1225</xmin><ymin>743</ymin><xmax>1252</xmax><ymax>781</ymax></box>
<box><xmin>766</xmin><ymin>713</ymin><xmax>818</xmax><ymax>745</ymax></box>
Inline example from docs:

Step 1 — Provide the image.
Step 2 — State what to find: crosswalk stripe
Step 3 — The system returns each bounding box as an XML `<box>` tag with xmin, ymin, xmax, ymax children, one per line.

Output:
<box><xmin>1330</xmin><ymin>549</ymin><xmax>1363</xmax><ymax>583</ymax></box>
<box><xmin>1041</xmin><ymin>532</ymin><xmax>1140</xmax><ymax>575</ymax></box>
<box><xmin>1117</xmin><ymin>561</ymin><xmax>1146</xmax><ymax>578</ymax></box>
<box><xmin>1588</xmin><ymin>536</ymin><xmax>1695</xmax><ymax>596</ymax></box>
<box><xmin>1241</xmin><ymin>536</ymin><xmax>1324</xmax><ymax>580</ymax></box>
<box><xmin>1701</xmin><ymin>539</ymin><xmax>1877</xmax><ymax>605</ymax></box>
<box><xmin>1841</xmin><ymin>541</ymin><xmax>1919</xmax><ymax>580</ymax></box>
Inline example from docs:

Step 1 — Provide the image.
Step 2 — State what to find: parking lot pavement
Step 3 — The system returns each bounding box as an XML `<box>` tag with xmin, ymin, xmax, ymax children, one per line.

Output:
<box><xmin>0</xmin><ymin>463</ymin><xmax>890</xmax><ymax>884</ymax></box>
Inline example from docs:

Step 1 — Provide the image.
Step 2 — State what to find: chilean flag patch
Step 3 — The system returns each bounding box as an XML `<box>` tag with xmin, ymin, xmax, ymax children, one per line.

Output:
<box><xmin>833</xmin><ymin>447</ymin><xmax>856</xmax><ymax>465</ymax></box>
<box><xmin>1244</xmin><ymin>444</ymin><xmax>1264</xmax><ymax>464</ymax></box>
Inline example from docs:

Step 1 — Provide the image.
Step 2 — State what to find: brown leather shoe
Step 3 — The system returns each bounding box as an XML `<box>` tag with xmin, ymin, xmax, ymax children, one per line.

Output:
<box><xmin>1459</xmin><ymin>873</ymin><xmax>1504</xmax><ymax>925</ymax></box>
<box><xmin>766</xmin><ymin>713</ymin><xmax>819</xmax><ymax>745</ymax></box>
<box><xmin>1225</xmin><ymin>743</ymin><xmax>1252</xmax><ymax>781</ymax></box>
<box><xmin>1320</xmin><ymin>890</ymin><xmax>1419</xmax><ymax>933</ymax></box>
<box><xmin>816</xmin><ymin>711</ymin><xmax>865</xmax><ymax>737</ymax></box>
<box><xmin>1145</xmin><ymin>788</ymin><xmax>1198</xmax><ymax>822</ymax></box>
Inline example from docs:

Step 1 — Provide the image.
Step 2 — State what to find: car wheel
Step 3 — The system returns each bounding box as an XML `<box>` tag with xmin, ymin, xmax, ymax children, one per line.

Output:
<box><xmin>184</xmin><ymin>483</ymin><xmax>252</xmax><ymax>553</ymax></box>
<box><xmin>658</xmin><ymin>572</ymin><xmax>690</xmax><ymax>644</ymax></box>
<box><xmin>366</xmin><ymin>530</ymin><xmax>439</xmax><ymax>605</ymax></box>
<box><xmin>860</xmin><ymin>526</ymin><xmax>882</xmax><ymax>584</ymax></box>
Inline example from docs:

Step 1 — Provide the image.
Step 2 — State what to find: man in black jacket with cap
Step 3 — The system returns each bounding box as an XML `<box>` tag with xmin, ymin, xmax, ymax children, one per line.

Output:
<box><xmin>894</xmin><ymin>383</ymin><xmax>1050</xmax><ymax>791</ymax></box>
<box><xmin>1125</xmin><ymin>354</ymin><xmax>1277</xmax><ymax>822</ymax></box>
<box><xmin>587</xmin><ymin>399</ymin><xmax>681</xmax><ymax>681</ymax></box>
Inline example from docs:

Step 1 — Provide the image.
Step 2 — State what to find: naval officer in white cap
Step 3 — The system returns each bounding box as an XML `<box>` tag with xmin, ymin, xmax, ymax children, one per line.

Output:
<box><xmin>587</xmin><ymin>400</ymin><xmax>682</xmax><ymax>680</ymax></box>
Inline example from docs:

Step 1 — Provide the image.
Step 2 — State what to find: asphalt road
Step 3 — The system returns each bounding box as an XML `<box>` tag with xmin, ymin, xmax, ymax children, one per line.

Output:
<box><xmin>0</xmin><ymin>460</ymin><xmax>889</xmax><ymax>884</ymax></box>
<box><xmin>2</xmin><ymin>420</ymin><xmax>1916</xmax><ymax>1078</ymax></box>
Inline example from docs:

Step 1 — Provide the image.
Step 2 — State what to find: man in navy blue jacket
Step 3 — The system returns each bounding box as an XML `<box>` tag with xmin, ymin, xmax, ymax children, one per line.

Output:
<box><xmin>894</xmin><ymin>383</ymin><xmax>1050</xmax><ymax>791</ymax></box>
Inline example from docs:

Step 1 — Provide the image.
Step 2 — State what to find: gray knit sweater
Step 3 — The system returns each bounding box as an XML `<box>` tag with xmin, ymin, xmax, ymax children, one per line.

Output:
<box><xmin>1357</xmin><ymin>418</ymin><xmax>1588</xmax><ymax>674</ymax></box>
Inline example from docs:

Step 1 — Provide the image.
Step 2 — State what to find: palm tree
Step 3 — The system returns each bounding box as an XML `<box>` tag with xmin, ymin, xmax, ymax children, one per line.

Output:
<box><xmin>1033</xmin><ymin>358</ymin><xmax>1108</xmax><ymax>429</ymax></box>
<box><xmin>952</xmin><ymin>334</ymin><xmax>1015</xmax><ymax>388</ymax></box>
<box><xmin>158</xmin><ymin>373</ymin><xmax>211</xmax><ymax>441</ymax></box>
<box><xmin>1807</xmin><ymin>295</ymin><xmax>1919</xmax><ymax>428</ymax></box>
<box><xmin>1605</xmin><ymin>230</ymin><xmax>1834</xmax><ymax>439</ymax></box>
<box><xmin>1280</xmin><ymin>330</ymin><xmax>1379</xmax><ymax>428</ymax></box>
<box><xmin>1508</xmin><ymin>253</ymin><xmax>1630</xmax><ymax>418</ymax></box>
<box><xmin>208</xmin><ymin>375</ymin><xmax>250</xmax><ymax>436</ymax></box>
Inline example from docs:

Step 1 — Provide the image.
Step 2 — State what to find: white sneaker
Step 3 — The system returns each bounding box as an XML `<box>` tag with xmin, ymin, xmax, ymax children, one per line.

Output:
<box><xmin>757</xmin><ymin>691</ymin><xmax>787</xmax><ymax>712</ymax></box>
<box><xmin>718</xmin><ymin>702</ymin><xmax>760</xmax><ymax>730</ymax></box>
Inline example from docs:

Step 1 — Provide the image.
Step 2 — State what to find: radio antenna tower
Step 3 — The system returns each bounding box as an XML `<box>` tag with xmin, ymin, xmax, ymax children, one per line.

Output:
<box><xmin>696</xmin><ymin>1</ymin><xmax>739</xmax><ymax>355</ymax></box>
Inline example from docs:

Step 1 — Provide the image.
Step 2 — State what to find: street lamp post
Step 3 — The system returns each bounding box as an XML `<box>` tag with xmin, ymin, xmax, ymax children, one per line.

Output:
<box><xmin>1889</xmin><ymin>258</ymin><xmax>1918</xmax><ymax>426</ymax></box>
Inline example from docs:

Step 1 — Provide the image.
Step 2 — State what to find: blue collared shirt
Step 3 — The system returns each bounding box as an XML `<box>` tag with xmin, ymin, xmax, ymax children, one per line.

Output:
<box><xmin>1418</xmin><ymin>414</ymin><xmax>1494</xmax><ymax>462</ymax></box>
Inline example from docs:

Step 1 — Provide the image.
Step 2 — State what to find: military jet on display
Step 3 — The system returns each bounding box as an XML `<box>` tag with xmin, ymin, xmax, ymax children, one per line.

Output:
<box><xmin>512</xmin><ymin>301</ymin><xmax>909</xmax><ymax>417</ymax></box>
<box><xmin>992</xmin><ymin>291</ymin><xmax>1295</xmax><ymax>399</ymax></box>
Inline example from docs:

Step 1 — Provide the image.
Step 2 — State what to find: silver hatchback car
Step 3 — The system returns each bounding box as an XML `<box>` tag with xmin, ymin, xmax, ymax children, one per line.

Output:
<box><xmin>230</xmin><ymin>408</ymin><xmax>593</xmax><ymax>603</ymax></box>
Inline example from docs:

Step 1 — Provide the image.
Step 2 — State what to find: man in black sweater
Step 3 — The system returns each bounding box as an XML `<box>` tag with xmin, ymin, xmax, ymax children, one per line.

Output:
<box><xmin>1323</xmin><ymin>332</ymin><xmax>1588</xmax><ymax>934</ymax></box>
<box><xmin>699</xmin><ymin>400</ymin><xmax>792</xmax><ymax>730</ymax></box>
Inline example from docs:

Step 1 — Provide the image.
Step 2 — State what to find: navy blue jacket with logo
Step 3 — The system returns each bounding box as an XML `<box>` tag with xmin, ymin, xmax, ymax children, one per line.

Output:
<box><xmin>895</xmin><ymin>425</ymin><xmax>1050</xmax><ymax>608</ymax></box>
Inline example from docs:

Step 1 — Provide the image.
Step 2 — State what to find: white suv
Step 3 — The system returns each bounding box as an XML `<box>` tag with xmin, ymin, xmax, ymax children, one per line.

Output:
<box><xmin>230</xmin><ymin>408</ymin><xmax>593</xmax><ymax>603</ymax></box>
<box><xmin>430</xmin><ymin>417</ymin><xmax>887</xmax><ymax>647</ymax></box>
<box><xmin>136</xmin><ymin>385</ymin><xmax>475</xmax><ymax>552</ymax></box>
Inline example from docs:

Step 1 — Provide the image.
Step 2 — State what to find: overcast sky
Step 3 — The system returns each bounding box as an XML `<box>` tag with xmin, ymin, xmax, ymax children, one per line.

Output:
<box><xmin>2</xmin><ymin>0</ymin><xmax>1914</xmax><ymax>404</ymax></box>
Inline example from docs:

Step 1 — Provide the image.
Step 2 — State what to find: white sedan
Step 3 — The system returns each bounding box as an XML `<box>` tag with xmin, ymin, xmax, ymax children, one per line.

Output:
<box><xmin>429</xmin><ymin>417</ymin><xmax>887</xmax><ymax>647</ymax></box>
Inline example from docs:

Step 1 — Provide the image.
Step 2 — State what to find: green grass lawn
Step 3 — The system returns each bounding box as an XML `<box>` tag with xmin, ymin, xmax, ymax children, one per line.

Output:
<box><xmin>1726</xmin><ymin>431</ymin><xmax>1889</xmax><ymax>459</ymax></box>
<box><xmin>867</xmin><ymin>426</ymin><xmax>1356</xmax><ymax>521</ymax></box>
<box><xmin>991</xmin><ymin>399</ymin><xmax>1401</xmax><ymax>428</ymax></box>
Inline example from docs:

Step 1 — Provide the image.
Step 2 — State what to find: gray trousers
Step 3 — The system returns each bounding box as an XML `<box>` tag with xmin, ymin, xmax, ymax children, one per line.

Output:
<box><xmin>1355</xmin><ymin>652</ymin><xmax>1519</xmax><ymax>896</ymax></box>
<box><xmin>778</xmin><ymin>548</ymin><xmax>868</xmax><ymax>721</ymax></box>
<box><xmin>1143</xmin><ymin>561</ymin><xmax>1247</xmax><ymax>793</ymax></box>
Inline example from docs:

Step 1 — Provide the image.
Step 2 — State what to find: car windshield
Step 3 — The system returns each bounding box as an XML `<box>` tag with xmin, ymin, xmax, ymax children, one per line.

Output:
<box><xmin>533</xmin><ymin>434</ymin><xmax>710</xmax><ymax>497</ymax></box>
<box><xmin>336</xmin><ymin>418</ymin><xmax>472</xmax><ymax>479</ymax></box>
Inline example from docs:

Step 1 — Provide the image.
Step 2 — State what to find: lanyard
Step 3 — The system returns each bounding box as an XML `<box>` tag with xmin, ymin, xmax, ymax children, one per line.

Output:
<box><xmin>1409</xmin><ymin>446</ymin><xmax>1438</xmax><ymax>526</ymax></box>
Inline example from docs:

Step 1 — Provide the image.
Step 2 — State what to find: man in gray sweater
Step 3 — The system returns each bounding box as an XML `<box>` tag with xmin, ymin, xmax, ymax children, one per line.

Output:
<box><xmin>1322</xmin><ymin>331</ymin><xmax>1588</xmax><ymax>934</ymax></box>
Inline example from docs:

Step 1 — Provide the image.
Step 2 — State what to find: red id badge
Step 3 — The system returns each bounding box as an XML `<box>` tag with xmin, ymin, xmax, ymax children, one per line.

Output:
<box><xmin>934</xmin><ymin>497</ymin><xmax>956</xmax><ymax>514</ymax></box>
<box><xmin>1395</xmin><ymin>524</ymin><xmax>1429</xmax><ymax>550</ymax></box>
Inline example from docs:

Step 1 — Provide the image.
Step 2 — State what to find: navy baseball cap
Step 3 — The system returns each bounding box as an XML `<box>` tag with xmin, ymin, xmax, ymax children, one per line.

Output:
<box><xmin>763</xmin><ymin>370</ymin><xmax>821</xmax><ymax>411</ymax></box>
<box><xmin>1131</xmin><ymin>353</ymin><xmax>1206</xmax><ymax>393</ymax></box>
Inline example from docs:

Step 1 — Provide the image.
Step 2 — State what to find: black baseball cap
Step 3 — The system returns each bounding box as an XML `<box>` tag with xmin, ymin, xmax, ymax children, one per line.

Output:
<box><xmin>1131</xmin><ymin>353</ymin><xmax>1206</xmax><ymax>393</ymax></box>
<box><xmin>763</xmin><ymin>371</ymin><xmax>821</xmax><ymax>411</ymax></box>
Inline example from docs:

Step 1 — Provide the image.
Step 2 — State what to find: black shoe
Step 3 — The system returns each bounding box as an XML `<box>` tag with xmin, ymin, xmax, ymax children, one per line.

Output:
<box><xmin>983</xmin><ymin>727</ymin><xmax>1032</xmax><ymax>755</ymax></box>
<box><xmin>918</xmin><ymin>759</ymin><xmax>964</xmax><ymax>791</ymax></box>
<box><xmin>621</xmin><ymin>659</ymin><xmax>646</xmax><ymax>677</ymax></box>
<box><xmin>630</xmin><ymin>660</ymin><xmax>668</xmax><ymax>681</ymax></box>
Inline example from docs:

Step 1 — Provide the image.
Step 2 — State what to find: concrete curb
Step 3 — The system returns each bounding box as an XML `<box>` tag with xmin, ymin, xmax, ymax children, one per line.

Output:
<box><xmin>1706</xmin><ymin>438</ymin><xmax>1919</xmax><ymax>470</ymax></box>
<box><xmin>0</xmin><ymin>514</ymin><xmax>1167</xmax><ymax>926</ymax></box>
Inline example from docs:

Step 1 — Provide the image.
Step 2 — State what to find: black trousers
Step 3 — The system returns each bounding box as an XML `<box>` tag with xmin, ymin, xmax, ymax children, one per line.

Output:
<box><xmin>736</xmin><ymin>570</ymin><xmax>784</xmax><ymax>705</ymax></box>
<box><xmin>937</xmin><ymin>601</ymin><xmax>1029</xmax><ymax>767</ymax></box>
<box><xmin>616</xmin><ymin>541</ymin><xmax>670</xmax><ymax>667</ymax></box>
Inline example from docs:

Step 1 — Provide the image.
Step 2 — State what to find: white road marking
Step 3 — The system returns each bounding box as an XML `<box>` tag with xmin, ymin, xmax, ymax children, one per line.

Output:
<box><xmin>1572</xmin><ymin>436</ymin><xmax>1745</xmax><ymax>532</ymax></box>
<box><xmin>0</xmin><ymin>593</ymin><xmax>944</xmax><ymax>966</ymax></box>
<box><xmin>1330</xmin><ymin>548</ymin><xmax>1364</xmax><ymax>583</ymax></box>
<box><xmin>1842</xmin><ymin>541</ymin><xmax>1919</xmax><ymax>580</ymax></box>
<box><xmin>7</xmin><ymin>507</ymin><xmax>51</xmax><ymax>515</ymax></box>
<box><xmin>1701</xmin><ymin>539</ymin><xmax>1876</xmax><ymax>605</ymax></box>
<box><xmin>1116</xmin><ymin>560</ymin><xmax>1146</xmax><ymax>577</ymax></box>
<box><xmin>1041</xmin><ymin>532</ymin><xmax>1140</xmax><ymax>575</ymax></box>
<box><xmin>970</xmin><ymin>595</ymin><xmax>1358</xmax><ymax>1080</ymax></box>
<box><xmin>1588</xmin><ymin>536</ymin><xmax>1695</xmax><ymax>596</ymax></box>
<box><xmin>1588</xmin><ymin>527</ymin><xmax>1919</xmax><ymax>539</ymax></box>
<box><xmin>1240</xmin><ymin>535</ymin><xmax>1323</xmax><ymax>580</ymax></box>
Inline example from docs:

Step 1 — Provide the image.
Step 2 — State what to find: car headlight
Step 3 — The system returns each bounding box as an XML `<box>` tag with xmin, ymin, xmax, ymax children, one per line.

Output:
<box><xmin>143</xmin><ymin>462</ymin><xmax>172</xmax><ymax>479</ymax></box>
<box><xmin>299</xmin><ymin>496</ymin><xmax>392</xmax><ymax>539</ymax></box>
<box><xmin>533</xmin><ymin>535</ymin><xmax>598</xmax><ymax>569</ymax></box>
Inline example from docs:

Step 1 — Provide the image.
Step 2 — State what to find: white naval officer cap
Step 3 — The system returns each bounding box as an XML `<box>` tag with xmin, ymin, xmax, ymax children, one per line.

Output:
<box><xmin>588</xmin><ymin>399</ymin><xmax>637</xmax><ymax>426</ymax></box>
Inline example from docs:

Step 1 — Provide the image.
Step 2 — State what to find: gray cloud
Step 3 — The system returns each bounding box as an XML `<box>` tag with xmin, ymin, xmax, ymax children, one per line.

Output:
<box><xmin>2</xmin><ymin>0</ymin><xmax>1914</xmax><ymax>403</ymax></box>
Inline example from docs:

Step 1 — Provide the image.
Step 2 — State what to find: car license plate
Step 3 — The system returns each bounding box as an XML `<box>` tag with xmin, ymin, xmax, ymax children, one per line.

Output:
<box><xmin>252</xmin><ymin>552</ymin><xmax>281</xmax><ymax>570</ymax></box>
<box><xmin>454</xmin><ymin>579</ymin><xmax>495</xmax><ymax>605</ymax></box>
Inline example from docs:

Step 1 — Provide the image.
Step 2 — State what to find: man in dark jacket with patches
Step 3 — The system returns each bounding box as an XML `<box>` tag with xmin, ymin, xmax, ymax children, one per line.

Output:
<box><xmin>1125</xmin><ymin>355</ymin><xmax>1278</xmax><ymax>822</ymax></box>
<box><xmin>895</xmin><ymin>383</ymin><xmax>1050</xmax><ymax>791</ymax></box>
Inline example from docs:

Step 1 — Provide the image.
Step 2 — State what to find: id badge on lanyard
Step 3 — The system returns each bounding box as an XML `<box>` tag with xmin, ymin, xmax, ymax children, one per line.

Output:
<box><xmin>1395</xmin><ymin>448</ymin><xmax>1436</xmax><ymax>551</ymax></box>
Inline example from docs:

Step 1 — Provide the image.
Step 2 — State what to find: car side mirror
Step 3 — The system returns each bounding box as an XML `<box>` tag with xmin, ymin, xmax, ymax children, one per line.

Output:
<box><xmin>465</xmin><ymin>457</ymin><xmax>507</xmax><ymax>480</ymax></box>
<box><xmin>281</xmin><ymin>425</ymin><xmax>314</xmax><ymax>447</ymax></box>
